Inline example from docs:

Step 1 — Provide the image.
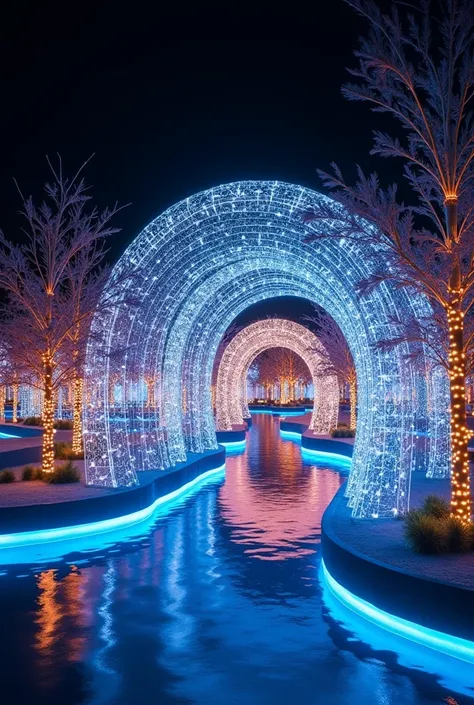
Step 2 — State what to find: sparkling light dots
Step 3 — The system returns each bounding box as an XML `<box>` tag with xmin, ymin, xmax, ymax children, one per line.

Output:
<box><xmin>83</xmin><ymin>181</ymin><xmax>449</xmax><ymax>517</ymax></box>
<box><xmin>215</xmin><ymin>319</ymin><xmax>339</xmax><ymax>433</ymax></box>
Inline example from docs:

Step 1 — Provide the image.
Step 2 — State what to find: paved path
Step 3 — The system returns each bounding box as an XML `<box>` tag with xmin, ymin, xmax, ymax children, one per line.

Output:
<box><xmin>329</xmin><ymin>470</ymin><xmax>474</xmax><ymax>591</ymax></box>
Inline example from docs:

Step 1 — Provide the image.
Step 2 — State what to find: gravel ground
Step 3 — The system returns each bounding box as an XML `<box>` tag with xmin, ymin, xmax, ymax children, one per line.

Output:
<box><xmin>0</xmin><ymin>459</ymin><xmax>118</xmax><ymax>507</ymax></box>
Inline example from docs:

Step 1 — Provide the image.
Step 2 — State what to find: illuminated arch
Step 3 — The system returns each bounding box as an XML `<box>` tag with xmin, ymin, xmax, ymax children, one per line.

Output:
<box><xmin>83</xmin><ymin>180</ymin><xmax>449</xmax><ymax>518</ymax></box>
<box><xmin>215</xmin><ymin>319</ymin><xmax>339</xmax><ymax>433</ymax></box>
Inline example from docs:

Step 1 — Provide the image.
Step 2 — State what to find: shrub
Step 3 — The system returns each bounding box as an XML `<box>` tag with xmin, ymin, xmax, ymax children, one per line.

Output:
<box><xmin>54</xmin><ymin>441</ymin><xmax>70</xmax><ymax>459</ymax></box>
<box><xmin>404</xmin><ymin>511</ymin><xmax>446</xmax><ymax>554</ymax></box>
<box><xmin>421</xmin><ymin>494</ymin><xmax>450</xmax><ymax>520</ymax></box>
<box><xmin>331</xmin><ymin>428</ymin><xmax>355</xmax><ymax>438</ymax></box>
<box><xmin>34</xmin><ymin>468</ymin><xmax>44</xmax><ymax>480</ymax></box>
<box><xmin>441</xmin><ymin>516</ymin><xmax>472</xmax><ymax>553</ymax></box>
<box><xmin>0</xmin><ymin>469</ymin><xmax>15</xmax><ymax>484</ymax></box>
<box><xmin>54</xmin><ymin>441</ymin><xmax>84</xmax><ymax>460</ymax></box>
<box><xmin>23</xmin><ymin>416</ymin><xmax>43</xmax><ymax>426</ymax></box>
<box><xmin>21</xmin><ymin>465</ymin><xmax>36</xmax><ymax>481</ymax></box>
<box><xmin>54</xmin><ymin>419</ymin><xmax>73</xmax><ymax>430</ymax></box>
<box><xmin>47</xmin><ymin>461</ymin><xmax>80</xmax><ymax>484</ymax></box>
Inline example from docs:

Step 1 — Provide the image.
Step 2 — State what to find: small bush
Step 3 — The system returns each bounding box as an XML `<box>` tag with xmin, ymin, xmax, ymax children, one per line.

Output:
<box><xmin>331</xmin><ymin>428</ymin><xmax>356</xmax><ymax>438</ymax></box>
<box><xmin>421</xmin><ymin>494</ymin><xmax>450</xmax><ymax>520</ymax></box>
<box><xmin>404</xmin><ymin>511</ymin><xmax>446</xmax><ymax>554</ymax></box>
<box><xmin>0</xmin><ymin>469</ymin><xmax>15</xmax><ymax>484</ymax></box>
<box><xmin>47</xmin><ymin>461</ymin><xmax>80</xmax><ymax>484</ymax></box>
<box><xmin>54</xmin><ymin>441</ymin><xmax>83</xmax><ymax>460</ymax></box>
<box><xmin>54</xmin><ymin>419</ymin><xmax>73</xmax><ymax>430</ymax></box>
<box><xmin>54</xmin><ymin>441</ymin><xmax>70</xmax><ymax>459</ymax></box>
<box><xmin>21</xmin><ymin>465</ymin><xmax>36</xmax><ymax>481</ymax></box>
<box><xmin>34</xmin><ymin>468</ymin><xmax>44</xmax><ymax>480</ymax></box>
<box><xmin>441</xmin><ymin>516</ymin><xmax>472</xmax><ymax>553</ymax></box>
<box><xmin>23</xmin><ymin>416</ymin><xmax>43</xmax><ymax>426</ymax></box>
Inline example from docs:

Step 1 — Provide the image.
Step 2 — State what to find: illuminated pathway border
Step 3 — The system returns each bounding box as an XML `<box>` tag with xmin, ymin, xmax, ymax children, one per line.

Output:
<box><xmin>0</xmin><ymin>448</ymin><xmax>225</xmax><ymax>565</ymax></box>
<box><xmin>321</xmin><ymin>561</ymin><xmax>474</xmax><ymax>664</ymax></box>
<box><xmin>215</xmin><ymin>319</ymin><xmax>339</xmax><ymax>433</ymax></box>
<box><xmin>321</xmin><ymin>485</ymin><xmax>474</xmax><ymax>660</ymax></box>
<box><xmin>84</xmin><ymin>180</ymin><xmax>450</xmax><ymax>518</ymax></box>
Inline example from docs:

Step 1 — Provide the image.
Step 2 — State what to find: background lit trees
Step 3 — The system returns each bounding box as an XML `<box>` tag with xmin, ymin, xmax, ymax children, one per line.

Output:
<box><xmin>306</xmin><ymin>309</ymin><xmax>357</xmax><ymax>429</ymax></box>
<box><xmin>0</xmin><ymin>160</ymin><xmax>122</xmax><ymax>473</ymax></box>
<box><xmin>253</xmin><ymin>348</ymin><xmax>311</xmax><ymax>403</ymax></box>
<box><xmin>304</xmin><ymin>0</ymin><xmax>474</xmax><ymax>520</ymax></box>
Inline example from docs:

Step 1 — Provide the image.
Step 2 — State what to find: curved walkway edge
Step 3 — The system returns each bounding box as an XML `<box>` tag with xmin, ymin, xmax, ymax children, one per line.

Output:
<box><xmin>0</xmin><ymin>447</ymin><xmax>226</xmax><ymax>535</ymax></box>
<box><xmin>322</xmin><ymin>485</ymin><xmax>474</xmax><ymax>643</ymax></box>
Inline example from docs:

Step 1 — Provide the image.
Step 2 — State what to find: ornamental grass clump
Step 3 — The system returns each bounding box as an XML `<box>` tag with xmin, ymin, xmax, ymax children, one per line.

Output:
<box><xmin>404</xmin><ymin>511</ymin><xmax>446</xmax><ymax>555</ymax></box>
<box><xmin>21</xmin><ymin>465</ymin><xmax>35</xmax><ymax>481</ymax></box>
<box><xmin>0</xmin><ymin>469</ymin><xmax>15</xmax><ymax>484</ymax></box>
<box><xmin>47</xmin><ymin>461</ymin><xmax>80</xmax><ymax>484</ymax></box>
<box><xmin>441</xmin><ymin>516</ymin><xmax>472</xmax><ymax>553</ymax></box>
<box><xmin>421</xmin><ymin>494</ymin><xmax>450</xmax><ymax>520</ymax></box>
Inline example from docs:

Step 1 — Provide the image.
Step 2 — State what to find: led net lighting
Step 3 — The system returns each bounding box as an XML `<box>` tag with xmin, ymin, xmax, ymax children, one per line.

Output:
<box><xmin>215</xmin><ymin>319</ymin><xmax>339</xmax><ymax>434</ymax></box>
<box><xmin>84</xmin><ymin>181</ymin><xmax>449</xmax><ymax>518</ymax></box>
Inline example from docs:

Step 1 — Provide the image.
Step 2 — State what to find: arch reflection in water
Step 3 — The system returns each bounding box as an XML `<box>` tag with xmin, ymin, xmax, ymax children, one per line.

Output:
<box><xmin>0</xmin><ymin>414</ymin><xmax>467</xmax><ymax>705</ymax></box>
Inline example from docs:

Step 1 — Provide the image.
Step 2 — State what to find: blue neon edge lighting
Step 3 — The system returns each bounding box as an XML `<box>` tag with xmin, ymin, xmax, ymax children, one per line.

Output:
<box><xmin>0</xmin><ymin>463</ymin><xmax>226</xmax><ymax>551</ymax></box>
<box><xmin>220</xmin><ymin>440</ymin><xmax>246</xmax><ymax>449</ymax></box>
<box><xmin>301</xmin><ymin>447</ymin><xmax>352</xmax><ymax>465</ymax></box>
<box><xmin>321</xmin><ymin>559</ymin><xmax>474</xmax><ymax>664</ymax></box>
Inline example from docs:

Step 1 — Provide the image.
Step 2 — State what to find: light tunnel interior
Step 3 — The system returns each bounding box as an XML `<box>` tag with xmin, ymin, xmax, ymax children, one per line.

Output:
<box><xmin>214</xmin><ymin>318</ymin><xmax>339</xmax><ymax>433</ymax></box>
<box><xmin>83</xmin><ymin>180</ymin><xmax>450</xmax><ymax>518</ymax></box>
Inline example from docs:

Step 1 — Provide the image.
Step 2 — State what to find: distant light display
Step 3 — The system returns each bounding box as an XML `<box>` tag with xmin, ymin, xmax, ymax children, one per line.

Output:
<box><xmin>215</xmin><ymin>319</ymin><xmax>339</xmax><ymax>434</ymax></box>
<box><xmin>83</xmin><ymin>181</ymin><xmax>449</xmax><ymax>518</ymax></box>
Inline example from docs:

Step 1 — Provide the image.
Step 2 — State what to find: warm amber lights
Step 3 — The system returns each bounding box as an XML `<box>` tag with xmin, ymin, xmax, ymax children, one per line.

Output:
<box><xmin>72</xmin><ymin>376</ymin><xmax>83</xmax><ymax>455</ymax></box>
<box><xmin>447</xmin><ymin>290</ymin><xmax>471</xmax><ymax>523</ymax></box>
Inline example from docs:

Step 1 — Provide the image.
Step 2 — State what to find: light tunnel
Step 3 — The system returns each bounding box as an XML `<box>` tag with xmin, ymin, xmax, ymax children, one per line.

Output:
<box><xmin>83</xmin><ymin>180</ymin><xmax>450</xmax><ymax>518</ymax></box>
<box><xmin>215</xmin><ymin>318</ymin><xmax>339</xmax><ymax>433</ymax></box>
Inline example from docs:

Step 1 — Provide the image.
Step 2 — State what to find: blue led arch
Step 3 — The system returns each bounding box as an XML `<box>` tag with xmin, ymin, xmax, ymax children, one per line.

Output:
<box><xmin>83</xmin><ymin>181</ymin><xmax>449</xmax><ymax>518</ymax></box>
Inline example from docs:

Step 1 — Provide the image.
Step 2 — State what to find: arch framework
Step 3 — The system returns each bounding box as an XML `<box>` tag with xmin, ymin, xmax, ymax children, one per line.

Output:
<box><xmin>215</xmin><ymin>319</ymin><xmax>339</xmax><ymax>433</ymax></box>
<box><xmin>83</xmin><ymin>180</ymin><xmax>450</xmax><ymax>518</ymax></box>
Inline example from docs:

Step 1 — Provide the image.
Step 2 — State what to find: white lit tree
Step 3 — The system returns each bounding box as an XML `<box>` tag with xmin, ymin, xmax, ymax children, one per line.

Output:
<box><xmin>303</xmin><ymin>0</ymin><xmax>474</xmax><ymax>521</ymax></box>
<box><xmin>0</xmin><ymin>159</ymin><xmax>122</xmax><ymax>473</ymax></box>
<box><xmin>305</xmin><ymin>309</ymin><xmax>357</xmax><ymax>429</ymax></box>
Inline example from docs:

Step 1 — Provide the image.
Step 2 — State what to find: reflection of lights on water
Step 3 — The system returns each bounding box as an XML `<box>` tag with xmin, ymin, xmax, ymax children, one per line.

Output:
<box><xmin>220</xmin><ymin>426</ymin><xmax>342</xmax><ymax>560</ymax></box>
<box><xmin>321</xmin><ymin>560</ymin><xmax>474</xmax><ymax>697</ymax></box>
<box><xmin>0</xmin><ymin>464</ymin><xmax>225</xmax><ymax>566</ymax></box>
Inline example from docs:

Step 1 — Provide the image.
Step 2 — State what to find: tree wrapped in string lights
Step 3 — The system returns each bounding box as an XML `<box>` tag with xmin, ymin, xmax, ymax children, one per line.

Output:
<box><xmin>84</xmin><ymin>180</ymin><xmax>449</xmax><ymax>518</ymax></box>
<box><xmin>0</xmin><ymin>159</ymin><xmax>122</xmax><ymax>473</ymax></box>
<box><xmin>303</xmin><ymin>0</ymin><xmax>474</xmax><ymax>520</ymax></box>
<box><xmin>215</xmin><ymin>319</ymin><xmax>339</xmax><ymax>432</ymax></box>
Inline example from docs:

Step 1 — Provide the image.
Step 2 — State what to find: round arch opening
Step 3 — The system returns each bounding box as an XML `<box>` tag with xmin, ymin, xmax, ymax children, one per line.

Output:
<box><xmin>83</xmin><ymin>181</ymin><xmax>449</xmax><ymax>518</ymax></box>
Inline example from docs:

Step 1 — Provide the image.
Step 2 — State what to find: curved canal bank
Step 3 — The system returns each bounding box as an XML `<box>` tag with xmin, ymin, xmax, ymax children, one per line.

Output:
<box><xmin>0</xmin><ymin>414</ymin><xmax>471</xmax><ymax>705</ymax></box>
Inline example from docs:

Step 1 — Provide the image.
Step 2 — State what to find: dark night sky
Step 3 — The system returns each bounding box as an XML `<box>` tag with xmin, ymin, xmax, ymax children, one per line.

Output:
<box><xmin>0</xmin><ymin>1</ymin><xmax>396</xmax><ymax>322</ymax></box>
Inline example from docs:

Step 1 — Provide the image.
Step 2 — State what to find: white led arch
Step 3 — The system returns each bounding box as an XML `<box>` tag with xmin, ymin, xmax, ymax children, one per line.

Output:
<box><xmin>83</xmin><ymin>180</ymin><xmax>449</xmax><ymax>518</ymax></box>
<box><xmin>215</xmin><ymin>319</ymin><xmax>339</xmax><ymax>433</ymax></box>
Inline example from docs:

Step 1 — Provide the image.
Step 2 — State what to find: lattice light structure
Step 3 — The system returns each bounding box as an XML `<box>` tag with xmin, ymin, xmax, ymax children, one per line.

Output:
<box><xmin>215</xmin><ymin>319</ymin><xmax>339</xmax><ymax>433</ymax></box>
<box><xmin>83</xmin><ymin>180</ymin><xmax>450</xmax><ymax>518</ymax></box>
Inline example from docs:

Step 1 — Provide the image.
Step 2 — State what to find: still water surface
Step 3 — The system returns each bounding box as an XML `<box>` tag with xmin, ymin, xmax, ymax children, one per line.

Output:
<box><xmin>0</xmin><ymin>414</ymin><xmax>471</xmax><ymax>705</ymax></box>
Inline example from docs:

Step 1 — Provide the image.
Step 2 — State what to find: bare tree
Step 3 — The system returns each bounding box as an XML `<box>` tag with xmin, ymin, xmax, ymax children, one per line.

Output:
<box><xmin>255</xmin><ymin>348</ymin><xmax>310</xmax><ymax>403</ymax></box>
<box><xmin>0</xmin><ymin>158</ymin><xmax>122</xmax><ymax>473</ymax></box>
<box><xmin>303</xmin><ymin>0</ymin><xmax>474</xmax><ymax>521</ymax></box>
<box><xmin>305</xmin><ymin>310</ymin><xmax>357</xmax><ymax>429</ymax></box>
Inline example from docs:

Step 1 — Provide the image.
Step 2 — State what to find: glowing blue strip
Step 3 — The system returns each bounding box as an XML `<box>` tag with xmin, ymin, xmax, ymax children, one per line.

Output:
<box><xmin>301</xmin><ymin>447</ymin><xmax>352</xmax><ymax>466</ymax></box>
<box><xmin>220</xmin><ymin>439</ymin><xmax>246</xmax><ymax>449</ymax></box>
<box><xmin>0</xmin><ymin>464</ymin><xmax>226</xmax><ymax>551</ymax></box>
<box><xmin>322</xmin><ymin>560</ymin><xmax>474</xmax><ymax>664</ymax></box>
<box><xmin>249</xmin><ymin>409</ymin><xmax>273</xmax><ymax>414</ymax></box>
<box><xmin>280</xmin><ymin>430</ymin><xmax>302</xmax><ymax>440</ymax></box>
